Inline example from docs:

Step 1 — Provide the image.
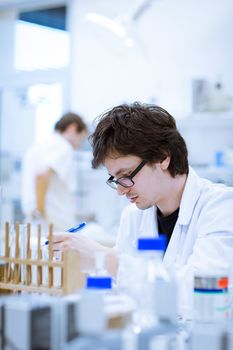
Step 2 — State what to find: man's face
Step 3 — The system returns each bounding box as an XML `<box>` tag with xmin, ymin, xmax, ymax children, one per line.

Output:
<box><xmin>104</xmin><ymin>155</ymin><xmax>171</xmax><ymax>210</ymax></box>
<box><xmin>72</xmin><ymin>130</ymin><xmax>87</xmax><ymax>150</ymax></box>
<box><xmin>63</xmin><ymin>123</ymin><xmax>87</xmax><ymax>150</ymax></box>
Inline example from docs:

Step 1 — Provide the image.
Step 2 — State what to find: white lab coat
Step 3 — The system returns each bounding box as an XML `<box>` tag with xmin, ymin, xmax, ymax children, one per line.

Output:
<box><xmin>115</xmin><ymin>167</ymin><xmax>233</xmax><ymax>318</ymax></box>
<box><xmin>21</xmin><ymin>133</ymin><xmax>78</xmax><ymax>231</ymax></box>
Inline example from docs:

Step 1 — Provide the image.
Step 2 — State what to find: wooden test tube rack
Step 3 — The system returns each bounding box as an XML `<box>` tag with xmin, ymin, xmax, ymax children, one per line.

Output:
<box><xmin>0</xmin><ymin>222</ymin><xmax>86</xmax><ymax>295</ymax></box>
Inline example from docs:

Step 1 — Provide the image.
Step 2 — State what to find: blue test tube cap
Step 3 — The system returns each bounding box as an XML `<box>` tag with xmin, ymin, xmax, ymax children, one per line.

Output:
<box><xmin>137</xmin><ymin>235</ymin><xmax>167</xmax><ymax>252</ymax></box>
<box><xmin>86</xmin><ymin>276</ymin><xmax>112</xmax><ymax>289</ymax></box>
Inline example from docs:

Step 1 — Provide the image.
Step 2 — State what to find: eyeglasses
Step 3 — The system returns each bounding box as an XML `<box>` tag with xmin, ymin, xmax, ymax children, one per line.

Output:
<box><xmin>106</xmin><ymin>160</ymin><xmax>146</xmax><ymax>190</ymax></box>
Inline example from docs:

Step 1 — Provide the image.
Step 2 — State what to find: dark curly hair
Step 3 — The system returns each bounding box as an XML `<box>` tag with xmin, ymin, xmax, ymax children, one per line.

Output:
<box><xmin>89</xmin><ymin>102</ymin><xmax>188</xmax><ymax>177</ymax></box>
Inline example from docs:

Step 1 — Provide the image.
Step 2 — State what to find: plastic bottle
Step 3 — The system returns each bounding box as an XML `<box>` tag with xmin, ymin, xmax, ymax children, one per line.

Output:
<box><xmin>193</xmin><ymin>273</ymin><xmax>229</xmax><ymax>323</ymax></box>
<box><xmin>131</xmin><ymin>235</ymin><xmax>177</xmax><ymax>331</ymax></box>
<box><xmin>122</xmin><ymin>236</ymin><xmax>178</xmax><ymax>350</ymax></box>
<box><xmin>191</xmin><ymin>269</ymin><xmax>233</xmax><ymax>350</ymax></box>
<box><xmin>117</xmin><ymin>237</ymin><xmax>179</xmax><ymax>350</ymax></box>
<box><xmin>132</xmin><ymin>238</ymin><xmax>158</xmax><ymax>330</ymax></box>
<box><xmin>152</xmin><ymin>250</ymin><xmax>177</xmax><ymax>324</ymax></box>
<box><xmin>78</xmin><ymin>274</ymin><xmax>112</xmax><ymax>335</ymax></box>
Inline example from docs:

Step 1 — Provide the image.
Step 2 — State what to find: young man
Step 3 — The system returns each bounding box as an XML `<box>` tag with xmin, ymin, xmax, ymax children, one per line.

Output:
<box><xmin>51</xmin><ymin>103</ymin><xmax>233</xmax><ymax>316</ymax></box>
<box><xmin>21</xmin><ymin>112</ymin><xmax>87</xmax><ymax>231</ymax></box>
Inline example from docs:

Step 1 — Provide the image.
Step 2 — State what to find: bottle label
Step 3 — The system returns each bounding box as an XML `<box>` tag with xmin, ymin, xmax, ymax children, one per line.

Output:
<box><xmin>194</xmin><ymin>276</ymin><xmax>229</xmax><ymax>322</ymax></box>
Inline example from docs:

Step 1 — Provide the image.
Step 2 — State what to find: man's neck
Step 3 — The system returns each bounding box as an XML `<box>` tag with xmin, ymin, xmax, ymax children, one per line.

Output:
<box><xmin>157</xmin><ymin>173</ymin><xmax>187</xmax><ymax>217</ymax></box>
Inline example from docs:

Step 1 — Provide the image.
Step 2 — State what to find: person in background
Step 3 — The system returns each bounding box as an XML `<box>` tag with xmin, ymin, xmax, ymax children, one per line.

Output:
<box><xmin>50</xmin><ymin>103</ymin><xmax>233</xmax><ymax>316</ymax></box>
<box><xmin>21</xmin><ymin>112</ymin><xmax>87</xmax><ymax>232</ymax></box>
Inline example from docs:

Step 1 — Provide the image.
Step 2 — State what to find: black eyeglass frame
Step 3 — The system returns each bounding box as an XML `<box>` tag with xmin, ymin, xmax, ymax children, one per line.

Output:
<box><xmin>106</xmin><ymin>160</ymin><xmax>146</xmax><ymax>190</ymax></box>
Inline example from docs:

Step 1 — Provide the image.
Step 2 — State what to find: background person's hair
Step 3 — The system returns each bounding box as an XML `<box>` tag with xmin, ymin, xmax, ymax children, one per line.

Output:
<box><xmin>55</xmin><ymin>112</ymin><xmax>87</xmax><ymax>133</ymax></box>
<box><xmin>89</xmin><ymin>102</ymin><xmax>188</xmax><ymax>177</ymax></box>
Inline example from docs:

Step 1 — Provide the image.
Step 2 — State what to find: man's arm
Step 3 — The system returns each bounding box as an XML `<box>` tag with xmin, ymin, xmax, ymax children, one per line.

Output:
<box><xmin>35</xmin><ymin>168</ymin><xmax>54</xmax><ymax>216</ymax></box>
<box><xmin>49</xmin><ymin>232</ymin><xmax>119</xmax><ymax>278</ymax></box>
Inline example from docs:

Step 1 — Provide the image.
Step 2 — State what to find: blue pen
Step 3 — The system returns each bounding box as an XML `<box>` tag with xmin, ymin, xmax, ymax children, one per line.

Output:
<box><xmin>44</xmin><ymin>222</ymin><xmax>87</xmax><ymax>246</ymax></box>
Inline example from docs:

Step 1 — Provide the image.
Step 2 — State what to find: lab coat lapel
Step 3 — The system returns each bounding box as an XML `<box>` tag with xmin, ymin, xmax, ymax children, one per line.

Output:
<box><xmin>163</xmin><ymin>167</ymin><xmax>202</xmax><ymax>266</ymax></box>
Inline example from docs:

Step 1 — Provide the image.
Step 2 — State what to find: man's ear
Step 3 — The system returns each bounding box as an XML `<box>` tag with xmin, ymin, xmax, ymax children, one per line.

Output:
<box><xmin>160</xmin><ymin>156</ymin><xmax>170</xmax><ymax>170</ymax></box>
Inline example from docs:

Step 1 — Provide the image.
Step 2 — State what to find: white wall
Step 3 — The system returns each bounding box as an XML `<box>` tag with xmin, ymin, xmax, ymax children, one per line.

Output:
<box><xmin>1</xmin><ymin>88</ymin><xmax>35</xmax><ymax>157</ymax></box>
<box><xmin>177</xmin><ymin>113</ymin><xmax>233</xmax><ymax>166</ymax></box>
<box><xmin>68</xmin><ymin>0</ymin><xmax>233</xmax><ymax>122</ymax></box>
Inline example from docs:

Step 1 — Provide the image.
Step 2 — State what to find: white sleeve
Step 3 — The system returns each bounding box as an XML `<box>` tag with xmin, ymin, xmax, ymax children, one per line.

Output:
<box><xmin>44</xmin><ymin>142</ymin><xmax>73</xmax><ymax>183</ymax></box>
<box><xmin>115</xmin><ymin>205</ymin><xmax>143</xmax><ymax>255</ymax></box>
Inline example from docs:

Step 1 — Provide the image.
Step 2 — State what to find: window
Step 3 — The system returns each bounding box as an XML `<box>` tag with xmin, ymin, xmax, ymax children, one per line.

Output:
<box><xmin>14</xmin><ymin>6</ymin><xmax>70</xmax><ymax>71</ymax></box>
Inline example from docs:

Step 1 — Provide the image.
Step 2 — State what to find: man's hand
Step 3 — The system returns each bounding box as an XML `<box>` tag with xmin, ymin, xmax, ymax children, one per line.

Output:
<box><xmin>46</xmin><ymin>232</ymin><xmax>118</xmax><ymax>277</ymax></box>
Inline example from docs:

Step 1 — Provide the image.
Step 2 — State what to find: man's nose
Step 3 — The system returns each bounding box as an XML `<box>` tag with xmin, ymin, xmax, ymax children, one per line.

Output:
<box><xmin>117</xmin><ymin>184</ymin><xmax>130</xmax><ymax>196</ymax></box>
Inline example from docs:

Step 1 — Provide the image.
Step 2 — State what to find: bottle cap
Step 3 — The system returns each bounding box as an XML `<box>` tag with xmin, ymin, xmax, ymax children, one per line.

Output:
<box><xmin>137</xmin><ymin>235</ymin><xmax>167</xmax><ymax>251</ymax></box>
<box><xmin>86</xmin><ymin>276</ymin><xmax>112</xmax><ymax>289</ymax></box>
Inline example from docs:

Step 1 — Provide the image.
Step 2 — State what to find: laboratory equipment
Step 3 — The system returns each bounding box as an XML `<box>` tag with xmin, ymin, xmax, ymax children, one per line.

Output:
<box><xmin>190</xmin><ymin>322</ymin><xmax>232</xmax><ymax>350</ymax></box>
<box><xmin>1</xmin><ymin>294</ymin><xmax>81</xmax><ymax>350</ymax></box>
<box><xmin>0</xmin><ymin>222</ymin><xmax>85</xmax><ymax>295</ymax></box>
<box><xmin>132</xmin><ymin>236</ymin><xmax>177</xmax><ymax>329</ymax></box>
<box><xmin>194</xmin><ymin>274</ymin><xmax>229</xmax><ymax>322</ymax></box>
<box><xmin>78</xmin><ymin>276</ymin><xmax>111</xmax><ymax>335</ymax></box>
<box><xmin>3</xmin><ymin>297</ymin><xmax>51</xmax><ymax>350</ymax></box>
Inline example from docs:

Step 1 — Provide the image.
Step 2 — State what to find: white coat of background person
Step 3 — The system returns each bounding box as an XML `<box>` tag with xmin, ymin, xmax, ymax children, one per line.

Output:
<box><xmin>21</xmin><ymin>112</ymin><xmax>87</xmax><ymax>232</ymax></box>
<box><xmin>49</xmin><ymin>103</ymin><xmax>233</xmax><ymax>317</ymax></box>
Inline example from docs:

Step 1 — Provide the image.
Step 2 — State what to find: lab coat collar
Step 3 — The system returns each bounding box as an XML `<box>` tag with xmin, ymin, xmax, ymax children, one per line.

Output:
<box><xmin>137</xmin><ymin>167</ymin><xmax>202</xmax><ymax>238</ymax></box>
<box><xmin>177</xmin><ymin>166</ymin><xmax>202</xmax><ymax>226</ymax></box>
